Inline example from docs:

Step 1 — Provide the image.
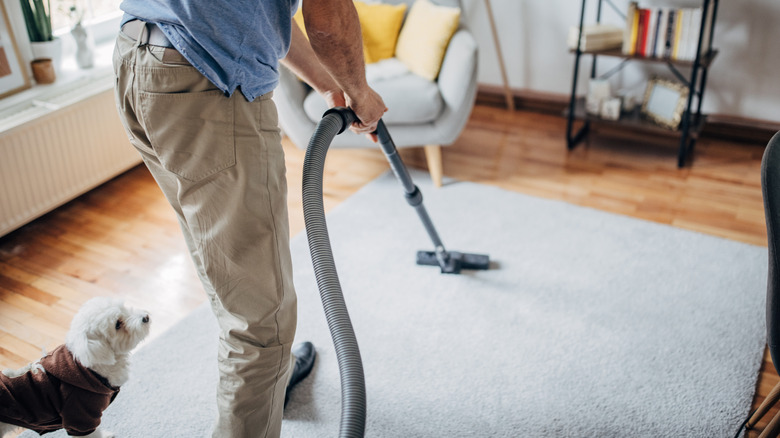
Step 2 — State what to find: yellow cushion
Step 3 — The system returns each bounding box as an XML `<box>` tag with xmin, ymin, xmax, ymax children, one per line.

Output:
<box><xmin>293</xmin><ymin>7</ymin><xmax>306</xmax><ymax>38</ymax></box>
<box><xmin>293</xmin><ymin>2</ymin><xmax>407</xmax><ymax>65</ymax></box>
<box><xmin>354</xmin><ymin>1</ymin><xmax>407</xmax><ymax>64</ymax></box>
<box><xmin>395</xmin><ymin>0</ymin><xmax>461</xmax><ymax>81</ymax></box>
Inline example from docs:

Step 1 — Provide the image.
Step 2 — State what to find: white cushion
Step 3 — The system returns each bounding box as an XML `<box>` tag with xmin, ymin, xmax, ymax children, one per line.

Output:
<box><xmin>303</xmin><ymin>58</ymin><xmax>444</xmax><ymax>125</ymax></box>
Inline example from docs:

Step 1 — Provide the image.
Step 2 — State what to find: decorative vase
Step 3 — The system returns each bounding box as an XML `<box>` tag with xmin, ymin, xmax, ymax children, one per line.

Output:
<box><xmin>71</xmin><ymin>22</ymin><xmax>94</xmax><ymax>69</ymax></box>
<box><xmin>30</xmin><ymin>59</ymin><xmax>56</xmax><ymax>84</ymax></box>
<box><xmin>30</xmin><ymin>37</ymin><xmax>63</xmax><ymax>73</ymax></box>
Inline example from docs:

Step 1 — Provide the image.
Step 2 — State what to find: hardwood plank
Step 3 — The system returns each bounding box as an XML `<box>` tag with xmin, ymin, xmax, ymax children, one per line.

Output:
<box><xmin>0</xmin><ymin>333</ymin><xmax>46</xmax><ymax>370</ymax></box>
<box><xmin>0</xmin><ymin>275</ymin><xmax>59</xmax><ymax>306</ymax></box>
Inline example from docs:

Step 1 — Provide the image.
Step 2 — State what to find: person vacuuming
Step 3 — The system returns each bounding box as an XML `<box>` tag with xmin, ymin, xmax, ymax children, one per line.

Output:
<box><xmin>112</xmin><ymin>1</ymin><xmax>386</xmax><ymax>437</ymax></box>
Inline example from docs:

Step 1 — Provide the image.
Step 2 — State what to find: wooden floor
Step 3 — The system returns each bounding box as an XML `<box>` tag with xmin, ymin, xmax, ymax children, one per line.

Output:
<box><xmin>0</xmin><ymin>104</ymin><xmax>774</xmax><ymax>435</ymax></box>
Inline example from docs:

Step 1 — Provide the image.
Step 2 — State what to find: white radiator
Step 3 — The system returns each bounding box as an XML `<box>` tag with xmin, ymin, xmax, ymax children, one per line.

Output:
<box><xmin>0</xmin><ymin>75</ymin><xmax>142</xmax><ymax>237</ymax></box>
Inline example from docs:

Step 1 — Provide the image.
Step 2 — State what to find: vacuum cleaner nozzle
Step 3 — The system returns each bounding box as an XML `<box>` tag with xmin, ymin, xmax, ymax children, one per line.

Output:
<box><xmin>416</xmin><ymin>250</ymin><xmax>490</xmax><ymax>274</ymax></box>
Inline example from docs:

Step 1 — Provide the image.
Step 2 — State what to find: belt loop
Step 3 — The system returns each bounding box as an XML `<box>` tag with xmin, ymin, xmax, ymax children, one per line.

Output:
<box><xmin>134</xmin><ymin>21</ymin><xmax>148</xmax><ymax>48</ymax></box>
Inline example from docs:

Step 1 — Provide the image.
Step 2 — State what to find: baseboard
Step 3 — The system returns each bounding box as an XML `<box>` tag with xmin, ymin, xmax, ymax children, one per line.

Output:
<box><xmin>476</xmin><ymin>84</ymin><xmax>780</xmax><ymax>145</ymax></box>
<box><xmin>700</xmin><ymin>114</ymin><xmax>780</xmax><ymax>145</ymax></box>
<box><xmin>476</xmin><ymin>84</ymin><xmax>569</xmax><ymax>116</ymax></box>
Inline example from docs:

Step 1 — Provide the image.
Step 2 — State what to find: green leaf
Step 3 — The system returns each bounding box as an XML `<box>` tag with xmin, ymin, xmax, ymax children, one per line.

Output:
<box><xmin>19</xmin><ymin>0</ymin><xmax>53</xmax><ymax>42</ymax></box>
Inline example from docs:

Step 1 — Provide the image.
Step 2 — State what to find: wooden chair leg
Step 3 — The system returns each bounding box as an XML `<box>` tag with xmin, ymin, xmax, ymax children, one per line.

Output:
<box><xmin>749</xmin><ymin>380</ymin><xmax>780</xmax><ymax>431</ymax></box>
<box><xmin>424</xmin><ymin>144</ymin><xmax>443</xmax><ymax>188</ymax></box>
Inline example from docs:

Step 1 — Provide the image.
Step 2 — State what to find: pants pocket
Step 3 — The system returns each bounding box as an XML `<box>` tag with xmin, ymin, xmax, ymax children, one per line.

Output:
<box><xmin>139</xmin><ymin>89</ymin><xmax>235</xmax><ymax>182</ymax></box>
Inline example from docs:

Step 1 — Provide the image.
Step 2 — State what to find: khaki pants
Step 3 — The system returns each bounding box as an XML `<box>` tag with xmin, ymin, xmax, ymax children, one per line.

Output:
<box><xmin>113</xmin><ymin>28</ymin><xmax>296</xmax><ymax>438</ymax></box>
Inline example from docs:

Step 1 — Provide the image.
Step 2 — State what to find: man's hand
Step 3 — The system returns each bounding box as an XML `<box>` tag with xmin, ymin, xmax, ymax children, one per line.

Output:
<box><xmin>322</xmin><ymin>88</ymin><xmax>385</xmax><ymax>141</ymax></box>
<box><xmin>321</xmin><ymin>89</ymin><xmax>346</xmax><ymax>109</ymax></box>
<box><xmin>345</xmin><ymin>88</ymin><xmax>386</xmax><ymax>142</ymax></box>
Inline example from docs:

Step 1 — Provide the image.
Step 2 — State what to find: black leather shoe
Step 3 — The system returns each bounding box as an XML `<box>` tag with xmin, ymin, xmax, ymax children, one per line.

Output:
<box><xmin>285</xmin><ymin>341</ymin><xmax>316</xmax><ymax>407</ymax></box>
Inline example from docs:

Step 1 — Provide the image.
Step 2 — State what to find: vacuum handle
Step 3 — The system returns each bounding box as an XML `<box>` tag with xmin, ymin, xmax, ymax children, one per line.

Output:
<box><xmin>323</xmin><ymin>107</ymin><xmax>387</xmax><ymax>141</ymax></box>
<box><xmin>323</xmin><ymin>107</ymin><xmax>359</xmax><ymax>134</ymax></box>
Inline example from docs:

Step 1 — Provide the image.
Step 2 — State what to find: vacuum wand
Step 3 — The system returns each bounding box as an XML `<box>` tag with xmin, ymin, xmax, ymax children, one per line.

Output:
<box><xmin>326</xmin><ymin>107</ymin><xmax>490</xmax><ymax>274</ymax></box>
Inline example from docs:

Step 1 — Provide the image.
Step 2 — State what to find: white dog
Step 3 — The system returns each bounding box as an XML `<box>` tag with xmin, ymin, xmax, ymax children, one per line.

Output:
<box><xmin>0</xmin><ymin>297</ymin><xmax>150</xmax><ymax>438</ymax></box>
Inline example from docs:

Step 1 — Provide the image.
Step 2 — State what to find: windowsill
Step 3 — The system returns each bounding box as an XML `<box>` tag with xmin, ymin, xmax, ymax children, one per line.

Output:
<box><xmin>0</xmin><ymin>39</ymin><xmax>116</xmax><ymax>133</ymax></box>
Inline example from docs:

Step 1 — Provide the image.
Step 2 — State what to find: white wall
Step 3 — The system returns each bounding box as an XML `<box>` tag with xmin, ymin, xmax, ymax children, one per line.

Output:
<box><xmin>4</xmin><ymin>0</ymin><xmax>778</xmax><ymax>122</ymax></box>
<box><xmin>463</xmin><ymin>0</ymin><xmax>780</xmax><ymax>122</ymax></box>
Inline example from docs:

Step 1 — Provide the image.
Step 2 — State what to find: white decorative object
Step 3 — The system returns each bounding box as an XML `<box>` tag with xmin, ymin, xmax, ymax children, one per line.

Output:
<box><xmin>71</xmin><ymin>21</ymin><xmax>94</xmax><ymax>69</ymax></box>
<box><xmin>586</xmin><ymin>79</ymin><xmax>611</xmax><ymax>115</ymax></box>
<box><xmin>616</xmin><ymin>88</ymin><xmax>637</xmax><ymax>113</ymax></box>
<box><xmin>585</xmin><ymin>97</ymin><xmax>602</xmax><ymax>116</ymax></box>
<box><xmin>600</xmin><ymin>97</ymin><xmax>622</xmax><ymax>120</ymax></box>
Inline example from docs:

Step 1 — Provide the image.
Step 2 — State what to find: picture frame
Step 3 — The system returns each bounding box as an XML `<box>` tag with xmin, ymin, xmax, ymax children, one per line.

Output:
<box><xmin>0</xmin><ymin>2</ymin><xmax>31</xmax><ymax>99</ymax></box>
<box><xmin>640</xmin><ymin>77</ymin><xmax>689</xmax><ymax>130</ymax></box>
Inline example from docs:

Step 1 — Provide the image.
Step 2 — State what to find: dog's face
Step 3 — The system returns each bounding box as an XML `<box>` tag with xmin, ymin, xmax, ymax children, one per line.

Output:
<box><xmin>65</xmin><ymin>297</ymin><xmax>151</xmax><ymax>368</ymax></box>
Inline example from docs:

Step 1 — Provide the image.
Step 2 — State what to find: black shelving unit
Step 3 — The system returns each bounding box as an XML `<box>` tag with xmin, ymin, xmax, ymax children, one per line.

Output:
<box><xmin>565</xmin><ymin>0</ymin><xmax>719</xmax><ymax>167</ymax></box>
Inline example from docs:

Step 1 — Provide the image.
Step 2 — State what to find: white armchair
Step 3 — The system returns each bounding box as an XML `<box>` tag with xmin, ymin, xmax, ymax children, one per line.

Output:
<box><xmin>275</xmin><ymin>0</ymin><xmax>478</xmax><ymax>187</ymax></box>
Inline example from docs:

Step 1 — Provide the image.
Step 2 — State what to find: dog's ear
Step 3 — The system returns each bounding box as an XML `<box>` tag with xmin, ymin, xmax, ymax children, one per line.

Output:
<box><xmin>67</xmin><ymin>333</ymin><xmax>117</xmax><ymax>368</ymax></box>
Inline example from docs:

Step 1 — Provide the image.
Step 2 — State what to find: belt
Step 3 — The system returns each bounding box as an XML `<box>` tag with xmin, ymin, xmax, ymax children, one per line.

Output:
<box><xmin>121</xmin><ymin>19</ymin><xmax>174</xmax><ymax>48</ymax></box>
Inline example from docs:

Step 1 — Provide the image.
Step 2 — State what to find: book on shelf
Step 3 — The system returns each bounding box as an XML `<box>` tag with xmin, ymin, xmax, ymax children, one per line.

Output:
<box><xmin>622</xmin><ymin>1</ymin><xmax>714</xmax><ymax>62</ymax></box>
<box><xmin>568</xmin><ymin>24</ymin><xmax>624</xmax><ymax>51</ymax></box>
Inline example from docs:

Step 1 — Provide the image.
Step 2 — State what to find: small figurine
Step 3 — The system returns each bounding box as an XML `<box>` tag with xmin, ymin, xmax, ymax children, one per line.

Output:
<box><xmin>70</xmin><ymin>6</ymin><xmax>94</xmax><ymax>69</ymax></box>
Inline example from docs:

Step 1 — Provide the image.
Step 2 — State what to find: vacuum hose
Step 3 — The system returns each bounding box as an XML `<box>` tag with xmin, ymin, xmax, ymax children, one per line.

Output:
<box><xmin>302</xmin><ymin>108</ymin><xmax>365</xmax><ymax>438</ymax></box>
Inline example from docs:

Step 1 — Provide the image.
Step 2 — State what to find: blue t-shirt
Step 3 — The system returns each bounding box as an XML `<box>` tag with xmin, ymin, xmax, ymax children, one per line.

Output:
<box><xmin>120</xmin><ymin>0</ymin><xmax>298</xmax><ymax>102</ymax></box>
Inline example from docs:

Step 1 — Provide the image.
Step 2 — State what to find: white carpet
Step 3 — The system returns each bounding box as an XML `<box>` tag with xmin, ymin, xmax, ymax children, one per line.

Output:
<box><xmin>24</xmin><ymin>171</ymin><xmax>768</xmax><ymax>437</ymax></box>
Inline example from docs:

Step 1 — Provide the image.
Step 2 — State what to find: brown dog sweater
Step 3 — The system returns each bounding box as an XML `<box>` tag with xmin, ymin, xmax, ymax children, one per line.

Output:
<box><xmin>0</xmin><ymin>344</ymin><xmax>120</xmax><ymax>436</ymax></box>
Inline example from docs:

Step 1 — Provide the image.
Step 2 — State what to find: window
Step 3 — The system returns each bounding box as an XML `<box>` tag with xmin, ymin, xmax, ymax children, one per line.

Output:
<box><xmin>50</xmin><ymin>0</ymin><xmax>121</xmax><ymax>32</ymax></box>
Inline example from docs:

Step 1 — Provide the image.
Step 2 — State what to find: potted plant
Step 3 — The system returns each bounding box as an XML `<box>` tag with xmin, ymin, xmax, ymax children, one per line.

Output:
<box><xmin>20</xmin><ymin>0</ymin><xmax>61</xmax><ymax>83</ymax></box>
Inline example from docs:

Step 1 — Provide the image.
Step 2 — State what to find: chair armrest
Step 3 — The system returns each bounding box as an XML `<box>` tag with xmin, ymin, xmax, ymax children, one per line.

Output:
<box><xmin>276</xmin><ymin>66</ymin><xmax>318</xmax><ymax>149</ymax></box>
<box><xmin>277</xmin><ymin>65</ymin><xmax>310</xmax><ymax>115</ymax></box>
<box><xmin>437</xmin><ymin>29</ymin><xmax>478</xmax><ymax>109</ymax></box>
